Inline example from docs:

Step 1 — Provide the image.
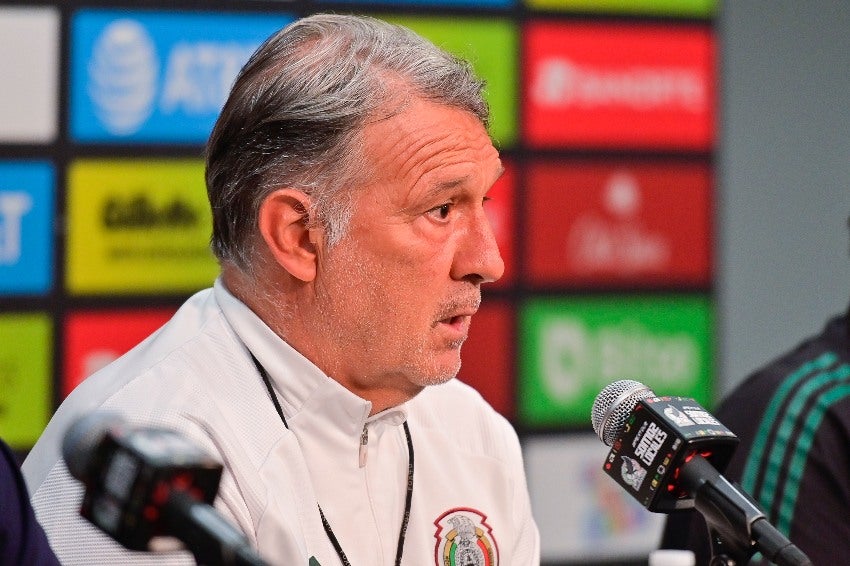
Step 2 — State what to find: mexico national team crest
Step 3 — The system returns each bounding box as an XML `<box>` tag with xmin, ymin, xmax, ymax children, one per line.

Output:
<box><xmin>434</xmin><ymin>508</ymin><xmax>499</xmax><ymax>566</ymax></box>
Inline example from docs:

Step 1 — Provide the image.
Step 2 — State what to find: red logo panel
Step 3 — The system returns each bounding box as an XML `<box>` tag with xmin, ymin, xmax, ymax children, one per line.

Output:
<box><xmin>63</xmin><ymin>309</ymin><xmax>175</xmax><ymax>397</ymax></box>
<box><xmin>525</xmin><ymin>160</ymin><xmax>712</xmax><ymax>287</ymax></box>
<box><xmin>524</xmin><ymin>21</ymin><xmax>715</xmax><ymax>150</ymax></box>
<box><xmin>457</xmin><ymin>301</ymin><xmax>513</xmax><ymax>418</ymax></box>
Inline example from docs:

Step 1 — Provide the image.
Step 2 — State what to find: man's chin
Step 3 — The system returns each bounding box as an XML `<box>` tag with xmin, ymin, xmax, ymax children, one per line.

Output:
<box><xmin>415</xmin><ymin>360</ymin><xmax>461</xmax><ymax>388</ymax></box>
<box><xmin>413</xmin><ymin>373</ymin><xmax>457</xmax><ymax>389</ymax></box>
<box><xmin>400</xmin><ymin>346</ymin><xmax>463</xmax><ymax>388</ymax></box>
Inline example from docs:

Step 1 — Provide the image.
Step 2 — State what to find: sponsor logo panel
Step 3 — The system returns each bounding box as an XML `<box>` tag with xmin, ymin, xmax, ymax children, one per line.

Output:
<box><xmin>524</xmin><ymin>433</ymin><xmax>664</xmax><ymax>561</ymax></box>
<box><xmin>518</xmin><ymin>295</ymin><xmax>713</xmax><ymax>427</ymax></box>
<box><xmin>65</xmin><ymin>159</ymin><xmax>218</xmax><ymax>295</ymax></box>
<box><xmin>378</xmin><ymin>15</ymin><xmax>518</xmax><ymax>147</ymax></box>
<box><xmin>0</xmin><ymin>313</ymin><xmax>52</xmax><ymax>449</ymax></box>
<box><xmin>0</xmin><ymin>161</ymin><xmax>55</xmax><ymax>295</ymax></box>
<box><xmin>524</xmin><ymin>21</ymin><xmax>715</xmax><ymax>150</ymax></box>
<box><xmin>525</xmin><ymin>0</ymin><xmax>715</xmax><ymax>18</ymax></box>
<box><xmin>526</xmin><ymin>160</ymin><xmax>711</xmax><ymax>287</ymax></box>
<box><xmin>457</xmin><ymin>301</ymin><xmax>514</xmax><ymax>418</ymax></box>
<box><xmin>0</xmin><ymin>7</ymin><xmax>59</xmax><ymax>143</ymax></box>
<box><xmin>63</xmin><ymin>309</ymin><xmax>176</xmax><ymax>397</ymax></box>
<box><xmin>70</xmin><ymin>10</ymin><xmax>293</xmax><ymax>143</ymax></box>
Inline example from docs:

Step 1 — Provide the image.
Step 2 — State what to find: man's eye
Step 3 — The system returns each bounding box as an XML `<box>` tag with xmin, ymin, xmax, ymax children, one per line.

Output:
<box><xmin>428</xmin><ymin>203</ymin><xmax>453</xmax><ymax>221</ymax></box>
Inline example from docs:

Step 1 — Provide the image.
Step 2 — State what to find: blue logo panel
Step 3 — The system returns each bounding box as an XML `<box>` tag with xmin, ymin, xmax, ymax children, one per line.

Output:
<box><xmin>70</xmin><ymin>10</ymin><xmax>294</xmax><ymax>143</ymax></box>
<box><xmin>0</xmin><ymin>162</ymin><xmax>55</xmax><ymax>295</ymax></box>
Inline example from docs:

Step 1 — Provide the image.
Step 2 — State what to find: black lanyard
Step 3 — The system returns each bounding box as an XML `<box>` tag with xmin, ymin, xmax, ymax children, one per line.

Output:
<box><xmin>250</xmin><ymin>353</ymin><xmax>414</xmax><ymax>566</ymax></box>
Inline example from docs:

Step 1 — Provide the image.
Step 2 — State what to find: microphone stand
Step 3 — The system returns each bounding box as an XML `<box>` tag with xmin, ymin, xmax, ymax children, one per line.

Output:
<box><xmin>680</xmin><ymin>457</ymin><xmax>812</xmax><ymax>566</ymax></box>
<box><xmin>706</xmin><ymin>523</ymin><xmax>754</xmax><ymax>566</ymax></box>
<box><xmin>162</xmin><ymin>490</ymin><xmax>268</xmax><ymax>566</ymax></box>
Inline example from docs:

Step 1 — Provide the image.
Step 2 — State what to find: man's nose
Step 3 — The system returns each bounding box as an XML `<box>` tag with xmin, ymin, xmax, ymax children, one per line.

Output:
<box><xmin>451</xmin><ymin>208</ymin><xmax>505</xmax><ymax>285</ymax></box>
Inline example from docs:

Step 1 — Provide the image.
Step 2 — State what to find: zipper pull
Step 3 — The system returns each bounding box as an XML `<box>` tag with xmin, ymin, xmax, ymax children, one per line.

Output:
<box><xmin>359</xmin><ymin>425</ymin><xmax>369</xmax><ymax>468</ymax></box>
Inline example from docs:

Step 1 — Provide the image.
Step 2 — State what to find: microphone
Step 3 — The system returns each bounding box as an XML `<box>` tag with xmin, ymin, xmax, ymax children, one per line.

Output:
<box><xmin>591</xmin><ymin>380</ymin><xmax>812</xmax><ymax>566</ymax></box>
<box><xmin>62</xmin><ymin>412</ymin><xmax>268</xmax><ymax>566</ymax></box>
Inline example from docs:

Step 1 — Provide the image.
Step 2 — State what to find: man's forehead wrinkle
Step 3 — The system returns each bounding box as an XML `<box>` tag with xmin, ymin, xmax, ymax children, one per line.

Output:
<box><xmin>391</xmin><ymin>126</ymin><xmax>492</xmax><ymax>188</ymax></box>
<box><xmin>393</xmin><ymin>131</ymin><xmax>433</xmax><ymax>180</ymax></box>
<box><xmin>406</xmin><ymin>155</ymin><xmax>479</xmax><ymax>206</ymax></box>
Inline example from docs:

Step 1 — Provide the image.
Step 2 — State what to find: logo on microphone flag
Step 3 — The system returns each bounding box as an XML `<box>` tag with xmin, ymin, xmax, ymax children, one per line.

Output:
<box><xmin>619</xmin><ymin>456</ymin><xmax>647</xmax><ymax>491</ymax></box>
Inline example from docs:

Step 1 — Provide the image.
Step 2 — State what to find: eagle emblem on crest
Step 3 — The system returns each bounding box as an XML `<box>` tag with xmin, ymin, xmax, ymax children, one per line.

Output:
<box><xmin>433</xmin><ymin>508</ymin><xmax>498</xmax><ymax>566</ymax></box>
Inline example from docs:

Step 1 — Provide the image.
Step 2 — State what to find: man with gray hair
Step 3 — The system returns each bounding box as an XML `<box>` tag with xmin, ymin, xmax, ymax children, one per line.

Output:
<box><xmin>24</xmin><ymin>14</ymin><xmax>540</xmax><ymax>565</ymax></box>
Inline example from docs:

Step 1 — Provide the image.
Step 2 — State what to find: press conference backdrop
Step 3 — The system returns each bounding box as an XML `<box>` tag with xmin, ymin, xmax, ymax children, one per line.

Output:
<box><xmin>717</xmin><ymin>1</ymin><xmax>850</xmax><ymax>395</ymax></box>
<box><xmin>3</xmin><ymin>0</ymin><xmax>830</xmax><ymax>564</ymax></box>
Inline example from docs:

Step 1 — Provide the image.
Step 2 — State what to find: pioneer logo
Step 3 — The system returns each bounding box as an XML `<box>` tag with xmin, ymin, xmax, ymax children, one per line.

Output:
<box><xmin>102</xmin><ymin>194</ymin><xmax>198</xmax><ymax>229</ymax></box>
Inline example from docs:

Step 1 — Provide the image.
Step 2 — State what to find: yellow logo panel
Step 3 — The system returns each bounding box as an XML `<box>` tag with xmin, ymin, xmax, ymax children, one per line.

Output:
<box><xmin>66</xmin><ymin>159</ymin><xmax>218</xmax><ymax>294</ymax></box>
<box><xmin>0</xmin><ymin>313</ymin><xmax>52</xmax><ymax>448</ymax></box>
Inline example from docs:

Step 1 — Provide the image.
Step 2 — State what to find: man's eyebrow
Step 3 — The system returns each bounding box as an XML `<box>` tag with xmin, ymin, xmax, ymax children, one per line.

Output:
<box><xmin>415</xmin><ymin>176</ymin><xmax>469</xmax><ymax>204</ymax></box>
<box><xmin>432</xmin><ymin>177</ymin><xmax>467</xmax><ymax>192</ymax></box>
<box><xmin>424</xmin><ymin>166</ymin><xmax>505</xmax><ymax>199</ymax></box>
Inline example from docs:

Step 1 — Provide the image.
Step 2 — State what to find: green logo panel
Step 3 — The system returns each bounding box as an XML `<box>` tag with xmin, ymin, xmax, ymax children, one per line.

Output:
<box><xmin>378</xmin><ymin>15</ymin><xmax>518</xmax><ymax>148</ymax></box>
<box><xmin>519</xmin><ymin>295</ymin><xmax>714</xmax><ymax>428</ymax></box>
<box><xmin>525</xmin><ymin>0</ymin><xmax>716</xmax><ymax>18</ymax></box>
<box><xmin>66</xmin><ymin>159</ymin><xmax>218</xmax><ymax>295</ymax></box>
<box><xmin>0</xmin><ymin>313</ymin><xmax>52</xmax><ymax>448</ymax></box>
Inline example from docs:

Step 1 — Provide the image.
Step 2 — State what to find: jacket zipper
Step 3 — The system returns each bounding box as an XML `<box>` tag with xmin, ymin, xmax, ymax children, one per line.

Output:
<box><xmin>359</xmin><ymin>424</ymin><xmax>368</xmax><ymax>468</ymax></box>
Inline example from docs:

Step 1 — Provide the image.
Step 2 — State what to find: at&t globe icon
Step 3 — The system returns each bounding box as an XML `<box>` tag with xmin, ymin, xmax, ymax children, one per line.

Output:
<box><xmin>88</xmin><ymin>19</ymin><xmax>159</xmax><ymax>136</ymax></box>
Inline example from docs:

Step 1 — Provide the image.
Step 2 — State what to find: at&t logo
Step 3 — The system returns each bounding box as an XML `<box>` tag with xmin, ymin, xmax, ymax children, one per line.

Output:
<box><xmin>88</xmin><ymin>19</ymin><xmax>159</xmax><ymax>136</ymax></box>
<box><xmin>0</xmin><ymin>192</ymin><xmax>32</xmax><ymax>265</ymax></box>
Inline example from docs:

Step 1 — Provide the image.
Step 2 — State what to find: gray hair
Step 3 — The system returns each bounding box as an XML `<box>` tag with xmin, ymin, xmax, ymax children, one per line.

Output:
<box><xmin>205</xmin><ymin>13</ymin><xmax>490</xmax><ymax>272</ymax></box>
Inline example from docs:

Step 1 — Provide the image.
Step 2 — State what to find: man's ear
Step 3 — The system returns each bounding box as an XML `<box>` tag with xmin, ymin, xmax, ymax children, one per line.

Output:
<box><xmin>258</xmin><ymin>189</ymin><xmax>319</xmax><ymax>282</ymax></box>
